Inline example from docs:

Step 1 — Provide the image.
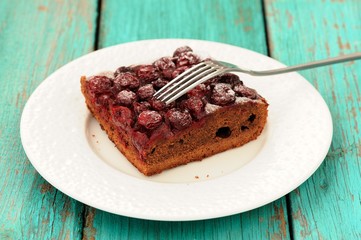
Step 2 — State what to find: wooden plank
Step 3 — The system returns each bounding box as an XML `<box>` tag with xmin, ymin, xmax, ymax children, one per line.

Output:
<box><xmin>84</xmin><ymin>199</ymin><xmax>288</xmax><ymax>240</ymax></box>
<box><xmin>265</xmin><ymin>0</ymin><xmax>361</xmax><ymax>239</ymax></box>
<box><xmin>83</xmin><ymin>0</ymin><xmax>291</xmax><ymax>239</ymax></box>
<box><xmin>0</xmin><ymin>1</ymin><xmax>97</xmax><ymax>239</ymax></box>
<box><xmin>97</xmin><ymin>0</ymin><xmax>268</xmax><ymax>54</ymax></box>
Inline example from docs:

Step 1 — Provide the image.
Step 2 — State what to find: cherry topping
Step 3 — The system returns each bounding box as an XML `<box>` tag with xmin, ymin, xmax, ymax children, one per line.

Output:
<box><xmin>96</xmin><ymin>94</ymin><xmax>111</xmax><ymax>106</ymax></box>
<box><xmin>138</xmin><ymin>110</ymin><xmax>163</xmax><ymax>130</ymax></box>
<box><xmin>149</xmin><ymin>123</ymin><xmax>174</xmax><ymax>141</ymax></box>
<box><xmin>166</xmin><ymin>109</ymin><xmax>192</xmax><ymax>130</ymax></box>
<box><xmin>204</xmin><ymin>76</ymin><xmax>221</xmax><ymax>86</ymax></box>
<box><xmin>152</xmin><ymin>79</ymin><xmax>169</xmax><ymax>89</ymax></box>
<box><xmin>114</xmin><ymin>66</ymin><xmax>133</xmax><ymax>78</ymax></box>
<box><xmin>115</xmin><ymin>90</ymin><xmax>137</xmax><ymax>106</ymax></box>
<box><xmin>233</xmin><ymin>84</ymin><xmax>258</xmax><ymax>99</ymax></box>
<box><xmin>176</xmin><ymin>52</ymin><xmax>200</xmax><ymax>67</ymax></box>
<box><xmin>149</xmin><ymin>98</ymin><xmax>167</xmax><ymax>111</ymax></box>
<box><xmin>187</xmin><ymin>83</ymin><xmax>207</xmax><ymax>98</ymax></box>
<box><xmin>173</xmin><ymin>46</ymin><xmax>193</xmax><ymax>57</ymax></box>
<box><xmin>87</xmin><ymin>76</ymin><xmax>112</xmax><ymax>94</ymax></box>
<box><xmin>171</xmin><ymin>66</ymin><xmax>190</xmax><ymax>79</ymax></box>
<box><xmin>113</xmin><ymin>72</ymin><xmax>140</xmax><ymax>90</ymax></box>
<box><xmin>137</xmin><ymin>84</ymin><xmax>155</xmax><ymax>100</ymax></box>
<box><xmin>153</xmin><ymin>57</ymin><xmax>176</xmax><ymax>71</ymax></box>
<box><xmin>111</xmin><ymin>106</ymin><xmax>134</xmax><ymax>129</ymax></box>
<box><xmin>211</xmin><ymin>83</ymin><xmax>236</xmax><ymax>105</ymax></box>
<box><xmin>133</xmin><ymin>101</ymin><xmax>151</xmax><ymax>115</ymax></box>
<box><xmin>131</xmin><ymin>131</ymin><xmax>149</xmax><ymax>153</ymax></box>
<box><xmin>153</xmin><ymin>57</ymin><xmax>176</xmax><ymax>80</ymax></box>
<box><xmin>183</xmin><ymin>97</ymin><xmax>204</xmax><ymax>118</ymax></box>
<box><xmin>134</xmin><ymin>65</ymin><xmax>159</xmax><ymax>83</ymax></box>
<box><xmin>162</xmin><ymin>69</ymin><xmax>175</xmax><ymax>79</ymax></box>
<box><xmin>219</xmin><ymin>73</ymin><xmax>241</xmax><ymax>86</ymax></box>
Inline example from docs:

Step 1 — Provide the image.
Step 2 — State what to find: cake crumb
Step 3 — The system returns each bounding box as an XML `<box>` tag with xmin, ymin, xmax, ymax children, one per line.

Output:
<box><xmin>195</xmin><ymin>176</ymin><xmax>199</xmax><ymax>179</ymax></box>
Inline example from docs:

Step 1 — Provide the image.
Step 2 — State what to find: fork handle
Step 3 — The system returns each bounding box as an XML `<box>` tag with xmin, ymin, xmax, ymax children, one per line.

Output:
<box><xmin>245</xmin><ymin>52</ymin><xmax>361</xmax><ymax>76</ymax></box>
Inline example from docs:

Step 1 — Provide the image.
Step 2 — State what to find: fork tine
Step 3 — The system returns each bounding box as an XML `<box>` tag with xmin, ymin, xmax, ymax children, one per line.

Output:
<box><xmin>161</xmin><ymin>68</ymin><xmax>225</xmax><ymax>104</ymax></box>
<box><xmin>158</xmin><ymin>66</ymin><xmax>218</xmax><ymax>102</ymax></box>
<box><xmin>153</xmin><ymin>62</ymin><xmax>209</xmax><ymax>99</ymax></box>
<box><xmin>154</xmin><ymin>63</ymin><xmax>210</xmax><ymax>99</ymax></box>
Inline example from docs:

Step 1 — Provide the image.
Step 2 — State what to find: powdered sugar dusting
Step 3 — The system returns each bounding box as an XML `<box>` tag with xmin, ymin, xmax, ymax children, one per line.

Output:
<box><xmin>205</xmin><ymin>103</ymin><xmax>221</xmax><ymax>114</ymax></box>
<box><xmin>166</xmin><ymin>109</ymin><xmax>192</xmax><ymax>130</ymax></box>
<box><xmin>211</xmin><ymin>83</ymin><xmax>236</xmax><ymax>105</ymax></box>
<box><xmin>235</xmin><ymin>97</ymin><xmax>251</xmax><ymax>103</ymax></box>
<box><xmin>116</xmin><ymin>90</ymin><xmax>137</xmax><ymax>106</ymax></box>
<box><xmin>235</xmin><ymin>97</ymin><xmax>262</xmax><ymax>104</ymax></box>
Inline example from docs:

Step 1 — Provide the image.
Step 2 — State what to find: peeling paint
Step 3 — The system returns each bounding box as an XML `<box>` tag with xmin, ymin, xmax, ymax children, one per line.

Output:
<box><xmin>40</xmin><ymin>182</ymin><xmax>53</xmax><ymax>194</ymax></box>
<box><xmin>271</xmin><ymin>205</ymin><xmax>287</xmax><ymax>238</ymax></box>
<box><xmin>38</xmin><ymin>5</ymin><xmax>48</xmax><ymax>12</ymax></box>
<box><xmin>285</xmin><ymin>10</ymin><xmax>293</xmax><ymax>28</ymax></box>
<box><xmin>337</xmin><ymin>36</ymin><xmax>351</xmax><ymax>50</ymax></box>
<box><xmin>293</xmin><ymin>208</ymin><xmax>311</xmax><ymax>237</ymax></box>
<box><xmin>82</xmin><ymin>208</ymin><xmax>97</xmax><ymax>240</ymax></box>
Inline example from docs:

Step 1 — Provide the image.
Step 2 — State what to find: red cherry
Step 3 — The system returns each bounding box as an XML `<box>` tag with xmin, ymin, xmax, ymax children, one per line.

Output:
<box><xmin>176</xmin><ymin>52</ymin><xmax>200</xmax><ymax>67</ymax></box>
<box><xmin>115</xmin><ymin>90</ymin><xmax>137</xmax><ymax>106</ymax></box>
<box><xmin>166</xmin><ymin>109</ymin><xmax>192</xmax><ymax>130</ymax></box>
<box><xmin>133</xmin><ymin>101</ymin><xmax>151</xmax><ymax>115</ymax></box>
<box><xmin>87</xmin><ymin>76</ymin><xmax>112</xmax><ymax>94</ymax></box>
<box><xmin>110</xmin><ymin>106</ymin><xmax>134</xmax><ymax>129</ymax></box>
<box><xmin>134</xmin><ymin>65</ymin><xmax>159</xmax><ymax>83</ymax></box>
<box><xmin>153</xmin><ymin>57</ymin><xmax>176</xmax><ymax>71</ymax></box>
<box><xmin>173</xmin><ymin>46</ymin><xmax>193</xmax><ymax>57</ymax></box>
<box><xmin>137</xmin><ymin>84</ymin><xmax>155</xmax><ymax>100</ymax></box>
<box><xmin>113</xmin><ymin>72</ymin><xmax>140</xmax><ymax>90</ymax></box>
<box><xmin>184</xmin><ymin>97</ymin><xmax>204</xmax><ymax>118</ymax></box>
<box><xmin>211</xmin><ymin>83</ymin><xmax>236</xmax><ymax>106</ymax></box>
<box><xmin>138</xmin><ymin>110</ymin><xmax>163</xmax><ymax>130</ymax></box>
<box><xmin>233</xmin><ymin>84</ymin><xmax>258</xmax><ymax>99</ymax></box>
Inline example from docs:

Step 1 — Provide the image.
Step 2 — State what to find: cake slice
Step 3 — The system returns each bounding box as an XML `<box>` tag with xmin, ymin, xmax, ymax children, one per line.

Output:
<box><xmin>81</xmin><ymin>46</ymin><xmax>268</xmax><ymax>176</ymax></box>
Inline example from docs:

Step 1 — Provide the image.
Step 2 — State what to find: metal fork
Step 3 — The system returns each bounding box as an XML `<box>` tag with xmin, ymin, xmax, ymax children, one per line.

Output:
<box><xmin>154</xmin><ymin>52</ymin><xmax>361</xmax><ymax>104</ymax></box>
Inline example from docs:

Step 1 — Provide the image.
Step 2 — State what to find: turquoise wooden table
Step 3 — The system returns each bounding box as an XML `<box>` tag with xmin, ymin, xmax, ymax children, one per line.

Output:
<box><xmin>1</xmin><ymin>0</ymin><xmax>360</xmax><ymax>239</ymax></box>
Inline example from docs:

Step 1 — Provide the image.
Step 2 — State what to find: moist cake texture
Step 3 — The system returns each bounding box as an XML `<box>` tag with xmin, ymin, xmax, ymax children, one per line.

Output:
<box><xmin>81</xmin><ymin>46</ymin><xmax>268</xmax><ymax>176</ymax></box>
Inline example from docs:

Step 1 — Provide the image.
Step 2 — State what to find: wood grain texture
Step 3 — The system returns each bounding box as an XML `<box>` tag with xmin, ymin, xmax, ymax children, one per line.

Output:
<box><xmin>98</xmin><ymin>0</ymin><xmax>268</xmax><ymax>54</ymax></box>
<box><xmin>0</xmin><ymin>0</ymin><xmax>97</xmax><ymax>239</ymax></box>
<box><xmin>265</xmin><ymin>0</ymin><xmax>361</xmax><ymax>239</ymax></box>
<box><xmin>83</xmin><ymin>199</ymin><xmax>289</xmax><ymax>240</ymax></box>
<box><xmin>4</xmin><ymin>0</ymin><xmax>359</xmax><ymax>239</ymax></box>
<box><xmin>83</xmin><ymin>1</ymin><xmax>290</xmax><ymax>239</ymax></box>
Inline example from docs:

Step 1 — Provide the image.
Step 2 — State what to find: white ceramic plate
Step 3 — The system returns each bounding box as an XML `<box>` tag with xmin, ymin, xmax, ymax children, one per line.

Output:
<box><xmin>21</xmin><ymin>39</ymin><xmax>333</xmax><ymax>221</ymax></box>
